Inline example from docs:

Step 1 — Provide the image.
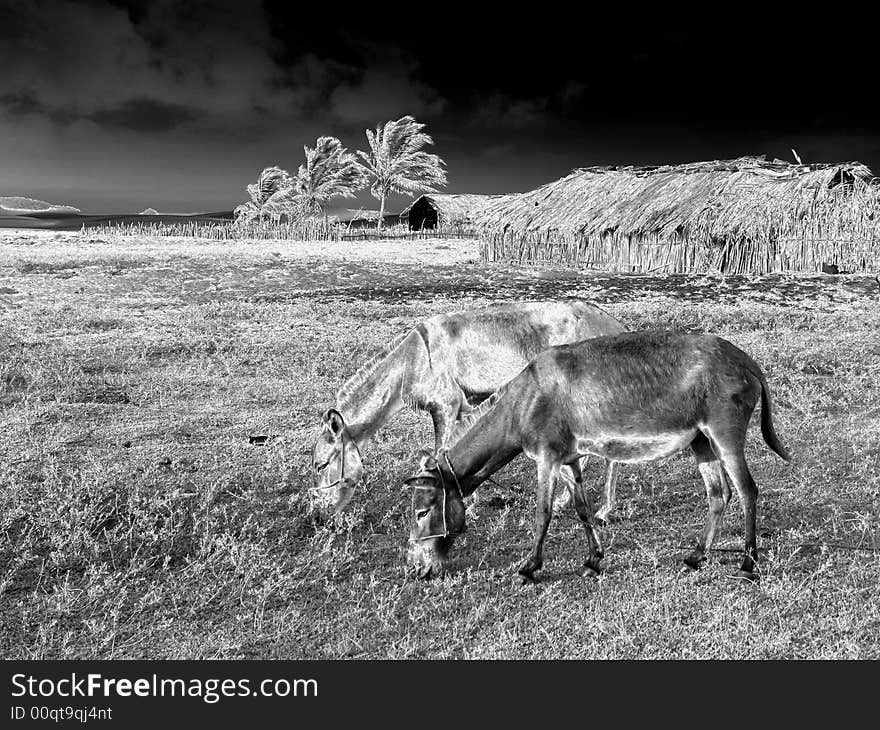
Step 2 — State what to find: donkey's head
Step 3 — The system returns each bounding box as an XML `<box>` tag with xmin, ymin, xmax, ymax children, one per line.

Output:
<box><xmin>310</xmin><ymin>408</ymin><xmax>364</xmax><ymax>518</ymax></box>
<box><xmin>405</xmin><ymin>451</ymin><xmax>466</xmax><ymax>579</ymax></box>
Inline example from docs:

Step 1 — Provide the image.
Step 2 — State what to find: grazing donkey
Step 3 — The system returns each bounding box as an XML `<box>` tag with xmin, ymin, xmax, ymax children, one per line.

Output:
<box><xmin>311</xmin><ymin>301</ymin><xmax>625</xmax><ymax>517</ymax></box>
<box><xmin>406</xmin><ymin>331</ymin><xmax>790</xmax><ymax>583</ymax></box>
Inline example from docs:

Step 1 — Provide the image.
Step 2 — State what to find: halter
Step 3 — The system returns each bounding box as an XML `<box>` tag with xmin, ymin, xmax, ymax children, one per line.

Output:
<box><xmin>411</xmin><ymin>449</ymin><xmax>463</xmax><ymax>541</ymax></box>
<box><xmin>310</xmin><ymin>435</ymin><xmax>363</xmax><ymax>496</ymax></box>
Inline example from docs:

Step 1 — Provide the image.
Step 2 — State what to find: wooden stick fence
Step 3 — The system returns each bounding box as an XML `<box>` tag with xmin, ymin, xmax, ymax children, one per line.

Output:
<box><xmin>85</xmin><ymin>219</ymin><xmax>482</xmax><ymax>243</ymax></box>
<box><xmin>483</xmin><ymin>229</ymin><xmax>880</xmax><ymax>274</ymax></box>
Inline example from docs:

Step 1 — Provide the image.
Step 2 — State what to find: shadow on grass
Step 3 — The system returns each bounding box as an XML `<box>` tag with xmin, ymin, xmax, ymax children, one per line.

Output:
<box><xmin>244</xmin><ymin>267</ymin><xmax>880</xmax><ymax>306</ymax></box>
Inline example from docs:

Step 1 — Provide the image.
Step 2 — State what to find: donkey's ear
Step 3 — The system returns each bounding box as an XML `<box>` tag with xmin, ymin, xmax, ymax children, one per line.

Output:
<box><xmin>417</xmin><ymin>450</ymin><xmax>438</xmax><ymax>472</ymax></box>
<box><xmin>321</xmin><ymin>408</ymin><xmax>346</xmax><ymax>438</ymax></box>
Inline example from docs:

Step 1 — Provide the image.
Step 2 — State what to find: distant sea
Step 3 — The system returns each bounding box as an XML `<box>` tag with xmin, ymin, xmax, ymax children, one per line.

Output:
<box><xmin>0</xmin><ymin>210</ymin><xmax>234</xmax><ymax>231</ymax></box>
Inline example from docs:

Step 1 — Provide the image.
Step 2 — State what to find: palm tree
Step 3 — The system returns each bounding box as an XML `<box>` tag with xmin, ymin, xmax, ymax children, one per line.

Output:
<box><xmin>357</xmin><ymin>116</ymin><xmax>447</xmax><ymax>229</ymax></box>
<box><xmin>233</xmin><ymin>166</ymin><xmax>293</xmax><ymax>224</ymax></box>
<box><xmin>293</xmin><ymin>136</ymin><xmax>366</xmax><ymax>217</ymax></box>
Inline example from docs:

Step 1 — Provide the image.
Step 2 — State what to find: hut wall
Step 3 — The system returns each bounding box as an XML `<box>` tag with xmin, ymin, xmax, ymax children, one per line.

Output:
<box><xmin>407</xmin><ymin>197</ymin><xmax>439</xmax><ymax>230</ymax></box>
<box><xmin>484</xmin><ymin>226</ymin><xmax>880</xmax><ymax>275</ymax></box>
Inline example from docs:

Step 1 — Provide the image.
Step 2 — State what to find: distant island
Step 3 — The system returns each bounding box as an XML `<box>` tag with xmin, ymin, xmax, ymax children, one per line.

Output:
<box><xmin>0</xmin><ymin>196</ymin><xmax>81</xmax><ymax>214</ymax></box>
<box><xmin>139</xmin><ymin>208</ymin><xmax>160</xmax><ymax>215</ymax></box>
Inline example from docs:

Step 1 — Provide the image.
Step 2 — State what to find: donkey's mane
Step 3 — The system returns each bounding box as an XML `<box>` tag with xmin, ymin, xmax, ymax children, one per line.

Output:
<box><xmin>446</xmin><ymin>382</ymin><xmax>509</xmax><ymax>446</ymax></box>
<box><xmin>335</xmin><ymin>331</ymin><xmax>410</xmax><ymax>406</ymax></box>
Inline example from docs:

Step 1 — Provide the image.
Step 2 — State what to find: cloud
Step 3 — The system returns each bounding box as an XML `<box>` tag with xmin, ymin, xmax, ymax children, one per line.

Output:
<box><xmin>0</xmin><ymin>90</ymin><xmax>44</xmax><ymax>117</ymax></box>
<box><xmin>0</xmin><ymin>0</ymin><xmax>306</xmax><ymax>133</ymax></box>
<box><xmin>470</xmin><ymin>92</ymin><xmax>550</xmax><ymax>129</ymax></box>
<box><xmin>0</xmin><ymin>2</ymin><xmax>449</xmax><ymax>141</ymax></box>
<box><xmin>327</xmin><ymin>50</ymin><xmax>446</xmax><ymax>125</ymax></box>
<box><xmin>483</xmin><ymin>141</ymin><xmax>518</xmax><ymax>159</ymax></box>
<box><xmin>558</xmin><ymin>80</ymin><xmax>587</xmax><ymax>107</ymax></box>
<box><xmin>86</xmin><ymin>97</ymin><xmax>196</xmax><ymax>132</ymax></box>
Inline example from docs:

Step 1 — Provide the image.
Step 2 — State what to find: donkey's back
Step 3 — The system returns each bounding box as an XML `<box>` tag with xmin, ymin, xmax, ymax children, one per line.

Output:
<box><xmin>523</xmin><ymin>331</ymin><xmax>789</xmax><ymax>463</ymax></box>
<box><xmin>423</xmin><ymin>301</ymin><xmax>625</xmax><ymax>397</ymax></box>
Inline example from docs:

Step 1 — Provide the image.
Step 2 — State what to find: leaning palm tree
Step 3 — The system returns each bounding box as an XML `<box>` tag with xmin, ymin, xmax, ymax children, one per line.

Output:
<box><xmin>293</xmin><ymin>137</ymin><xmax>367</xmax><ymax>217</ymax></box>
<box><xmin>357</xmin><ymin>116</ymin><xmax>447</xmax><ymax>229</ymax></box>
<box><xmin>233</xmin><ymin>166</ymin><xmax>293</xmax><ymax>224</ymax></box>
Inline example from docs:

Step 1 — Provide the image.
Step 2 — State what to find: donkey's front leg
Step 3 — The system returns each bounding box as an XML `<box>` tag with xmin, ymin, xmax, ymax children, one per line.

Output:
<box><xmin>518</xmin><ymin>457</ymin><xmax>557</xmax><ymax>584</ymax></box>
<box><xmin>429</xmin><ymin>386</ymin><xmax>469</xmax><ymax>451</ymax></box>
<box><xmin>430</xmin><ymin>406</ymin><xmax>457</xmax><ymax>452</ymax></box>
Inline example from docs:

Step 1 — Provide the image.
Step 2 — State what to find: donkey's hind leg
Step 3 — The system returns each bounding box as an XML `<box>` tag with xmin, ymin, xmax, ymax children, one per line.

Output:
<box><xmin>556</xmin><ymin>457</ymin><xmax>618</xmax><ymax>520</ymax></box>
<box><xmin>552</xmin><ymin>464</ymin><xmax>576</xmax><ymax>515</ymax></box>
<box><xmin>684</xmin><ymin>433</ymin><xmax>732</xmax><ymax>570</ymax></box>
<box><xmin>595</xmin><ymin>460</ymin><xmax>620</xmax><ymax>524</ymax></box>
<box><xmin>703</xmin><ymin>426</ymin><xmax>760</xmax><ymax>581</ymax></box>
<box><xmin>568</xmin><ymin>458</ymin><xmax>605</xmax><ymax>578</ymax></box>
<box><xmin>518</xmin><ymin>456</ymin><xmax>558</xmax><ymax>584</ymax></box>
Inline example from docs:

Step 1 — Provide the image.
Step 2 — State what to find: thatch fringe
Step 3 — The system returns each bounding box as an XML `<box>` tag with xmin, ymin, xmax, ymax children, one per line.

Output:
<box><xmin>481</xmin><ymin>156</ymin><xmax>880</xmax><ymax>274</ymax></box>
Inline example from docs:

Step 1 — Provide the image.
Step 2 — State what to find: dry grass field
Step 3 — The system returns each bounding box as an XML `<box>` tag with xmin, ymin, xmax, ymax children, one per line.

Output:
<box><xmin>1</xmin><ymin>230</ymin><xmax>879</xmax><ymax>658</ymax></box>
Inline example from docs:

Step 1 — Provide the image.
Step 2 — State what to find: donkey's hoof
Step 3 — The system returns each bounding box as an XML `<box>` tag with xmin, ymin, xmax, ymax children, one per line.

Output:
<box><xmin>580</xmin><ymin>560</ymin><xmax>602</xmax><ymax>579</ymax></box>
<box><xmin>683</xmin><ymin>551</ymin><xmax>705</xmax><ymax>570</ymax></box>
<box><xmin>517</xmin><ymin>570</ymin><xmax>540</xmax><ymax>585</ymax></box>
<box><xmin>734</xmin><ymin>569</ymin><xmax>758</xmax><ymax>583</ymax></box>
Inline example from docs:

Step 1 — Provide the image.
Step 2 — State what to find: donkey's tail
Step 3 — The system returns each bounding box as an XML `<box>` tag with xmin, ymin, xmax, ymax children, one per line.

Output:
<box><xmin>759</xmin><ymin>375</ymin><xmax>791</xmax><ymax>462</ymax></box>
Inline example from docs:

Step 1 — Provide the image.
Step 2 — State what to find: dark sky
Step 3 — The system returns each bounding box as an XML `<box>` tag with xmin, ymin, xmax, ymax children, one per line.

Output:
<box><xmin>2</xmin><ymin>1</ymin><xmax>878</xmax><ymax>213</ymax></box>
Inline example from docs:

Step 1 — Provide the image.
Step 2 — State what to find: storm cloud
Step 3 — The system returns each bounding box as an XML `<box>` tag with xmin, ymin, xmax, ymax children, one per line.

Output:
<box><xmin>0</xmin><ymin>3</ymin><xmax>877</xmax><ymax>213</ymax></box>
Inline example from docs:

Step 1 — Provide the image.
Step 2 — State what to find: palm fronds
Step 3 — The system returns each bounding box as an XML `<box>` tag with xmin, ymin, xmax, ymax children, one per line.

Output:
<box><xmin>247</xmin><ymin>166</ymin><xmax>292</xmax><ymax>206</ymax></box>
<box><xmin>294</xmin><ymin>136</ymin><xmax>367</xmax><ymax>215</ymax></box>
<box><xmin>235</xmin><ymin>166</ymin><xmax>297</xmax><ymax>224</ymax></box>
<box><xmin>357</xmin><ymin>116</ymin><xmax>447</xmax><ymax>226</ymax></box>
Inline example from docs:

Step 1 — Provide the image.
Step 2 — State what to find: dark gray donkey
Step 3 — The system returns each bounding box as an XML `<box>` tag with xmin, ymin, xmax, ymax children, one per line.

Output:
<box><xmin>311</xmin><ymin>301</ymin><xmax>625</xmax><ymax>518</ymax></box>
<box><xmin>406</xmin><ymin>331</ymin><xmax>790</xmax><ymax>583</ymax></box>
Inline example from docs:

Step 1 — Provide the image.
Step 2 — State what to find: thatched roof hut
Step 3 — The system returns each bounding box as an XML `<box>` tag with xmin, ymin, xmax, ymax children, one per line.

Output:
<box><xmin>482</xmin><ymin>156</ymin><xmax>880</xmax><ymax>274</ymax></box>
<box><xmin>401</xmin><ymin>193</ymin><xmax>514</xmax><ymax>230</ymax></box>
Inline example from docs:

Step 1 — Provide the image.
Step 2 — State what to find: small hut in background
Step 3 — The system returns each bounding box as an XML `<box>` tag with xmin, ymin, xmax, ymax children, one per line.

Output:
<box><xmin>482</xmin><ymin>157</ymin><xmax>880</xmax><ymax>274</ymax></box>
<box><xmin>401</xmin><ymin>193</ymin><xmax>514</xmax><ymax>231</ymax></box>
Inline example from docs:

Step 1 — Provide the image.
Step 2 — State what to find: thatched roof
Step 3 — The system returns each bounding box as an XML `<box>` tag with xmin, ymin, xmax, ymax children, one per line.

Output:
<box><xmin>484</xmin><ymin>156</ymin><xmax>875</xmax><ymax>238</ymax></box>
<box><xmin>482</xmin><ymin>156</ymin><xmax>879</xmax><ymax>273</ymax></box>
<box><xmin>400</xmin><ymin>193</ymin><xmax>515</xmax><ymax>224</ymax></box>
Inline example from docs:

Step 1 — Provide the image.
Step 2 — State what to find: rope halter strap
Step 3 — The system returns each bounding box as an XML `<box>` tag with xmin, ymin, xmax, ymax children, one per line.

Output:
<box><xmin>310</xmin><ymin>435</ymin><xmax>363</xmax><ymax>496</ymax></box>
<box><xmin>411</xmin><ymin>449</ymin><xmax>463</xmax><ymax>541</ymax></box>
